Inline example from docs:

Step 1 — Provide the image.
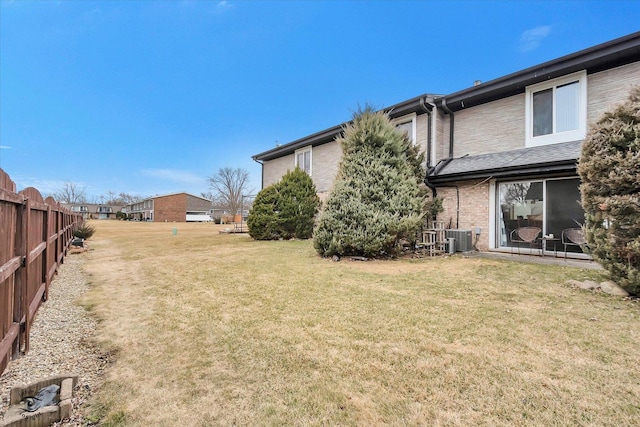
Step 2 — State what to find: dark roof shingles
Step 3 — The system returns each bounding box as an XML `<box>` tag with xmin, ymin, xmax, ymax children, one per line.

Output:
<box><xmin>434</xmin><ymin>140</ymin><xmax>582</xmax><ymax>176</ymax></box>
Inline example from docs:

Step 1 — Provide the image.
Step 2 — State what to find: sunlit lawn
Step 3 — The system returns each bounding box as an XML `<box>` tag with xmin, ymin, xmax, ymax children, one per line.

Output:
<box><xmin>80</xmin><ymin>221</ymin><xmax>639</xmax><ymax>426</ymax></box>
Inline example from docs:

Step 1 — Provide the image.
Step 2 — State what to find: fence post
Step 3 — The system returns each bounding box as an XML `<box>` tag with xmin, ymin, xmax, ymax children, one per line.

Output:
<box><xmin>1</xmin><ymin>168</ymin><xmax>83</xmax><ymax>374</ymax></box>
<box><xmin>43</xmin><ymin>203</ymin><xmax>51</xmax><ymax>301</ymax></box>
<box><xmin>22</xmin><ymin>197</ymin><xmax>32</xmax><ymax>353</ymax></box>
<box><xmin>13</xmin><ymin>197</ymin><xmax>26</xmax><ymax>357</ymax></box>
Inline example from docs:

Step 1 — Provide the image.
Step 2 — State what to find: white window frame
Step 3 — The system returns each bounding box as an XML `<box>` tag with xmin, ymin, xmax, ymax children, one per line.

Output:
<box><xmin>393</xmin><ymin>113</ymin><xmax>417</xmax><ymax>144</ymax></box>
<box><xmin>525</xmin><ymin>71</ymin><xmax>587</xmax><ymax>147</ymax></box>
<box><xmin>488</xmin><ymin>179</ymin><xmax>497</xmax><ymax>249</ymax></box>
<box><xmin>295</xmin><ymin>145</ymin><xmax>312</xmax><ymax>175</ymax></box>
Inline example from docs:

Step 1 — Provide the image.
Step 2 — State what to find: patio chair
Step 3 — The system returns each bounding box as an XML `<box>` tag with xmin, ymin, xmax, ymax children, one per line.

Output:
<box><xmin>562</xmin><ymin>228</ymin><xmax>587</xmax><ymax>260</ymax></box>
<box><xmin>510</xmin><ymin>227</ymin><xmax>542</xmax><ymax>256</ymax></box>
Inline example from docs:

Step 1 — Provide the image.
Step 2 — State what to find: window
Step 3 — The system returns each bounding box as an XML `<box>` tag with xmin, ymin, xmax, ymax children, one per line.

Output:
<box><xmin>393</xmin><ymin>113</ymin><xmax>416</xmax><ymax>143</ymax></box>
<box><xmin>496</xmin><ymin>178</ymin><xmax>585</xmax><ymax>255</ymax></box>
<box><xmin>526</xmin><ymin>71</ymin><xmax>586</xmax><ymax>147</ymax></box>
<box><xmin>295</xmin><ymin>146</ymin><xmax>312</xmax><ymax>175</ymax></box>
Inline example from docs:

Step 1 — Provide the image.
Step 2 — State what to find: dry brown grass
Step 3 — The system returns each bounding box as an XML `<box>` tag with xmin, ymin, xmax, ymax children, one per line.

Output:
<box><xmin>80</xmin><ymin>221</ymin><xmax>640</xmax><ymax>426</ymax></box>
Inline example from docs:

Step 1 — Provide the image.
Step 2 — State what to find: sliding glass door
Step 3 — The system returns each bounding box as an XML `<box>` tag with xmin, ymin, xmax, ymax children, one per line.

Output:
<box><xmin>546</xmin><ymin>178</ymin><xmax>584</xmax><ymax>253</ymax></box>
<box><xmin>497</xmin><ymin>178</ymin><xmax>584</xmax><ymax>254</ymax></box>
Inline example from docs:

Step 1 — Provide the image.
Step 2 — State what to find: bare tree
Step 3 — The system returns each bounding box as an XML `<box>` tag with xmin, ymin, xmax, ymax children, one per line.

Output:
<box><xmin>117</xmin><ymin>192</ymin><xmax>145</xmax><ymax>205</ymax></box>
<box><xmin>97</xmin><ymin>192</ymin><xmax>145</xmax><ymax>205</ymax></box>
<box><xmin>54</xmin><ymin>181</ymin><xmax>87</xmax><ymax>203</ymax></box>
<box><xmin>102</xmin><ymin>190</ymin><xmax>119</xmax><ymax>204</ymax></box>
<box><xmin>200</xmin><ymin>191</ymin><xmax>214</xmax><ymax>201</ymax></box>
<box><xmin>502</xmin><ymin>183</ymin><xmax>530</xmax><ymax>206</ymax></box>
<box><xmin>208</xmin><ymin>167</ymin><xmax>253</xmax><ymax>216</ymax></box>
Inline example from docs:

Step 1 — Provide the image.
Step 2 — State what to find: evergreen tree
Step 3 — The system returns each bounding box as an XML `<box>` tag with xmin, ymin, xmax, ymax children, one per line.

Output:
<box><xmin>247</xmin><ymin>185</ymin><xmax>281</xmax><ymax>240</ymax></box>
<box><xmin>277</xmin><ymin>168</ymin><xmax>321</xmax><ymax>239</ymax></box>
<box><xmin>313</xmin><ymin>106</ymin><xmax>425</xmax><ymax>257</ymax></box>
<box><xmin>578</xmin><ymin>86</ymin><xmax>640</xmax><ymax>295</ymax></box>
<box><xmin>247</xmin><ymin>168</ymin><xmax>320</xmax><ymax>240</ymax></box>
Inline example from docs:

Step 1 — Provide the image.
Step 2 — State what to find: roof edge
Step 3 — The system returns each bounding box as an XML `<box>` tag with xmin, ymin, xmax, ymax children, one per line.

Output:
<box><xmin>436</xmin><ymin>31</ymin><xmax>640</xmax><ymax>111</ymax></box>
<box><xmin>252</xmin><ymin>94</ymin><xmax>439</xmax><ymax>161</ymax></box>
<box><xmin>428</xmin><ymin>160</ymin><xmax>578</xmax><ymax>184</ymax></box>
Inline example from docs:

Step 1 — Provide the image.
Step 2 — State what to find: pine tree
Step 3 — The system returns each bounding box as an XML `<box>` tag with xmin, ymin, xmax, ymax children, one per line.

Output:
<box><xmin>247</xmin><ymin>185</ymin><xmax>281</xmax><ymax>240</ymax></box>
<box><xmin>313</xmin><ymin>106</ymin><xmax>424</xmax><ymax>257</ymax></box>
<box><xmin>578</xmin><ymin>86</ymin><xmax>640</xmax><ymax>295</ymax></box>
<box><xmin>277</xmin><ymin>168</ymin><xmax>321</xmax><ymax>239</ymax></box>
<box><xmin>247</xmin><ymin>168</ymin><xmax>320</xmax><ymax>240</ymax></box>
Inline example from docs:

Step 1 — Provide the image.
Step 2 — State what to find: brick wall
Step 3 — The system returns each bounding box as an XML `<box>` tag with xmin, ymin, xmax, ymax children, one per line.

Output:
<box><xmin>454</xmin><ymin>96</ymin><xmax>525</xmax><ymax>157</ymax></box>
<box><xmin>154</xmin><ymin>194</ymin><xmax>187</xmax><ymax>222</ymax></box>
<box><xmin>436</xmin><ymin>179</ymin><xmax>490</xmax><ymax>251</ymax></box>
<box><xmin>261</xmin><ymin>112</ymin><xmax>431</xmax><ymax>198</ymax></box>
<box><xmin>311</xmin><ymin>142</ymin><xmax>342</xmax><ymax>194</ymax></box>
<box><xmin>262</xmin><ymin>143</ymin><xmax>342</xmax><ymax>198</ymax></box>
<box><xmin>262</xmin><ymin>154</ymin><xmax>294</xmax><ymax>188</ymax></box>
<box><xmin>587</xmin><ymin>62</ymin><xmax>640</xmax><ymax>125</ymax></box>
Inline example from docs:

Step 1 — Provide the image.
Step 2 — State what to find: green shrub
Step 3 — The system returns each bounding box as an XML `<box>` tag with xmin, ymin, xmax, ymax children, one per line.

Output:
<box><xmin>578</xmin><ymin>86</ymin><xmax>640</xmax><ymax>295</ymax></box>
<box><xmin>277</xmin><ymin>168</ymin><xmax>321</xmax><ymax>239</ymax></box>
<box><xmin>313</xmin><ymin>106</ymin><xmax>424</xmax><ymax>258</ymax></box>
<box><xmin>247</xmin><ymin>185</ymin><xmax>281</xmax><ymax>240</ymax></box>
<box><xmin>248</xmin><ymin>168</ymin><xmax>320</xmax><ymax>240</ymax></box>
<box><xmin>73</xmin><ymin>221</ymin><xmax>96</xmax><ymax>240</ymax></box>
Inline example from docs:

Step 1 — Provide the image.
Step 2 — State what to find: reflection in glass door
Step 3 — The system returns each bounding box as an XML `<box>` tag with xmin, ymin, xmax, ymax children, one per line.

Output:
<box><xmin>498</xmin><ymin>181</ymin><xmax>543</xmax><ymax>247</ymax></box>
<box><xmin>497</xmin><ymin>178</ymin><xmax>584</xmax><ymax>255</ymax></box>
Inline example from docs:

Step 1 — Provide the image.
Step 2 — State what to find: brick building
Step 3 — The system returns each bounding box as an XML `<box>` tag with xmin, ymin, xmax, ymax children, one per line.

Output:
<box><xmin>252</xmin><ymin>32</ymin><xmax>640</xmax><ymax>257</ymax></box>
<box><xmin>124</xmin><ymin>192</ymin><xmax>212</xmax><ymax>222</ymax></box>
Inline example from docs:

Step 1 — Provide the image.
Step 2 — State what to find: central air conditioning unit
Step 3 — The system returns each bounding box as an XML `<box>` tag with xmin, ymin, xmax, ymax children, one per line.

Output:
<box><xmin>445</xmin><ymin>229</ymin><xmax>473</xmax><ymax>252</ymax></box>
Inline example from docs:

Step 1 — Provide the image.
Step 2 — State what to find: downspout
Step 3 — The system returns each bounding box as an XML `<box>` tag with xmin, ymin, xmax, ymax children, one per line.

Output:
<box><xmin>425</xmin><ymin>159</ymin><xmax>453</xmax><ymax>197</ymax></box>
<box><xmin>425</xmin><ymin>97</ymin><xmax>460</xmax><ymax>228</ymax></box>
<box><xmin>421</xmin><ymin>96</ymin><xmax>438</xmax><ymax>200</ymax></box>
<box><xmin>441</xmin><ymin>97</ymin><xmax>455</xmax><ymax>159</ymax></box>
<box><xmin>419</xmin><ymin>96</ymin><xmax>435</xmax><ymax>168</ymax></box>
<box><xmin>252</xmin><ymin>157</ymin><xmax>264</xmax><ymax>190</ymax></box>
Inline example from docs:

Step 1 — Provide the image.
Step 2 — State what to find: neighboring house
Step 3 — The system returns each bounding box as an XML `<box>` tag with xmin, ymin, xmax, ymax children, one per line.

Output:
<box><xmin>123</xmin><ymin>192</ymin><xmax>212</xmax><ymax>222</ymax></box>
<box><xmin>209</xmin><ymin>207</ymin><xmax>245</xmax><ymax>224</ymax></box>
<box><xmin>63</xmin><ymin>203</ymin><xmax>123</xmax><ymax>220</ymax></box>
<box><xmin>252</xmin><ymin>31</ymin><xmax>640</xmax><ymax>258</ymax></box>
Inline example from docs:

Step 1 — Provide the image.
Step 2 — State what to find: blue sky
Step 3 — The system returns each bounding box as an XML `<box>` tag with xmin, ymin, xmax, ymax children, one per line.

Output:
<box><xmin>1</xmin><ymin>0</ymin><xmax>638</xmax><ymax>201</ymax></box>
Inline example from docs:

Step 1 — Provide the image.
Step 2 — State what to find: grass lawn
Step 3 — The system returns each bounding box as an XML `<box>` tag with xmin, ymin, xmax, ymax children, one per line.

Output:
<box><xmin>80</xmin><ymin>221</ymin><xmax>639</xmax><ymax>426</ymax></box>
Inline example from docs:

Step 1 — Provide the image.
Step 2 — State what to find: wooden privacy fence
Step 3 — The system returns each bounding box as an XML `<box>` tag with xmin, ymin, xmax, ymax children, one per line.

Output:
<box><xmin>0</xmin><ymin>168</ymin><xmax>83</xmax><ymax>376</ymax></box>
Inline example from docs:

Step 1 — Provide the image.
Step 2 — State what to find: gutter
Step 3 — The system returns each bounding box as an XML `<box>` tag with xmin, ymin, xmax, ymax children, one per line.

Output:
<box><xmin>424</xmin><ymin>97</ymin><xmax>455</xmax><ymax>197</ymax></box>
<box><xmin>438</xmin><ymin>31</ymin><xmax>640</xmax><ymax>112</ymax></box>
<box><xmin>424</xmin><ymin>97</ymin><xmax>459</xmax><ymax>226</ymax></box>
<box><xmin>252</xmin><ymin>124</ymin><xmax>344</xmax><ymax>162</ymax></box>
<box><xmin>427</xmin><ymin>159</ymin><xmax>578</xmax><ymax>185</ymax></box>
<box><xmin>440</xmin><ymin>98</ymin><xmax>455</xmax><ymax>159</ymax></box>
<box><xmin>253</xmin><ymin>94</ymin><xmax>442</xmax><ymax>162</ymax></box>
<box><xmin>419</xmin><ymin>96</ymin><xmax>435</xmax><ymax>168</ymax></box>
<box><xmin>252</xmin><ymin>158</ymin><xmax>264</xmax><ymax>190</ymax></box>
<box><xmin>425</xmin><ymin>158</ymin><xmax>459</xmax><ymax>228</ymax></box>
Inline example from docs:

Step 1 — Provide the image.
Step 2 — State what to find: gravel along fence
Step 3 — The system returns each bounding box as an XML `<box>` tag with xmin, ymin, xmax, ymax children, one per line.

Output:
<box><xmin>0</xmin><ymin>251</ymin><xmax>110</xmax><ymax>426</ymax></box>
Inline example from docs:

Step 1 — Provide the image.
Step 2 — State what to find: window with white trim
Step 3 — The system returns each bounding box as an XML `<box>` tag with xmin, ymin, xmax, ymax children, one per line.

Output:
<box><xmin>393</xmin><ymin>113</ymin><xmax>417</xmax><ymax>143</ymax></box>
<box><xmin>525</xmin><ymin>71</ymin><xmax>587</xmax><ymax>147</ymax></box>
<box><xmin>295</xmin><ymin>146</ymin><xmax>312</xmax><ymax>175</ymax></box>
